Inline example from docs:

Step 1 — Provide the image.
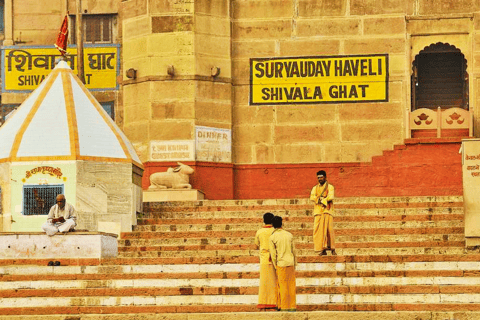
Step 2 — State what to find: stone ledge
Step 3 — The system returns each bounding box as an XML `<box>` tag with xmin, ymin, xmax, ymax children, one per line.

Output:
<box><xmin>143</xmin><ymin>189</ymin><xmax>205</xmax><ymax>202</ymax></box>
<box><xmin>0</xmin><ymin>232</ymin><xmax>118</xmax><ymax>260</ymax></box>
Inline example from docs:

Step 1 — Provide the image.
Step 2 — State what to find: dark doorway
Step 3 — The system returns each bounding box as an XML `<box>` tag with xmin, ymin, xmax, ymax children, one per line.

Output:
<box><xmin>411</xmin><ymin>43</ymin><xmax>468</xmax><ymax>110</ymax></box>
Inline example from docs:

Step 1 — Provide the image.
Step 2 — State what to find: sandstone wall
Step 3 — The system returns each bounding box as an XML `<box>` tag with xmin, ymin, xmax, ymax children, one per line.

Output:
<box><xmin>232</xmin><ymin>0</ymin><xmax>408</xmax><ymax>164</ymax></box>
<box><xmin>0</xmin><ymin>163</ymin><xmax>10</xmax><ymax>232</ymax></box>
<box><xmin>121</xmin><ymin>0</ymin><xmax>232</xmax><ymax>163</ymax></box>
<box><xmin>231</xmin><ymin>0</ymin><xmax>480</xmax><ymax>164</ymax></box>
<box><xmin>76</xmin><ymin>161</ymin><xmax>140</xmax><ymax>235</ymax></box>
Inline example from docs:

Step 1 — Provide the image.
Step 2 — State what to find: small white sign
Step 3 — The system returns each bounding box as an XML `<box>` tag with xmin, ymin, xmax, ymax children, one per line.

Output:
<box><xmin>150</xmin><ymin>140</ymin><xmax>195</xmax><ymax>162</ymax></box>
<box><xmin>195</xmin><ymin>126</ymin><xmax>232</xmax><ymax>163</ymax></box>
<box><xmin>462</xmin><ymin>138</ymin><xmax>480</xmax><ymax>239</ymax></box>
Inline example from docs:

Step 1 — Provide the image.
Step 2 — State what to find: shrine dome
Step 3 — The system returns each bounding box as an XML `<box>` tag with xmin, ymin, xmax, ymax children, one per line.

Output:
<box><xmin>0</xmin><ymin>60</ymin><xmax>141</xmax><ymax>166</ymax></box>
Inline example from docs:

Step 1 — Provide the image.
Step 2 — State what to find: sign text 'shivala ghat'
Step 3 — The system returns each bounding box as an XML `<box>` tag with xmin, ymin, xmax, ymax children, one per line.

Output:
<box><xmin>250</xmin><ymin>54</ymin><xmax>388</xmax><ymax>105</ymax></box>
<box><xmin>2</xmin><ymin>45</ymin><xmax>119</xmax><ymax>92</ymax></box>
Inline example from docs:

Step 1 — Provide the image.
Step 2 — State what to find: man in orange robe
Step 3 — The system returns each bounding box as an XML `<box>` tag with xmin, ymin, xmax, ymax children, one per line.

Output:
<box><xmin>255</xmin><ymin>212</ymin><xmax>278</xmax><ymax>310</ymax></box>
<box><xmin>269</xmin><ymin>216</ymin><xmax>296</xmax><ymax>312</ymax></box>
<box><xmin>310</xmin><ymin>170</ymin><xmax>336</xmax><ymax>256</ymax></box>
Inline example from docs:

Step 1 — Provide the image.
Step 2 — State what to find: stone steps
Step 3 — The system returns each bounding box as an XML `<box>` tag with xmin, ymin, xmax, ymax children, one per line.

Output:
<box><xmin>0</xmin><ymin>195</ymin><xmax>472</xmax><ymax>316</ymax></box>
<box><xmin>2</xmin><ymin>312</ymin><xmax>480</xmax><ymax>320</ymax></box>
<box><xmin>118</xmin><ymin>240</ymin><xmax>465</xmax><ymax>252</ymax></box>
<box><xmin>118</xmin><ymin>234</ymin><xmax>465</xmax><ymax>247</ymax></box>
<box><xmin>132</xmin><ymin>220</ymin><xmax>463</xmax><ymax>232</ymax></box>
<box><xmin>137</xmin><ymin>213</ymin><xmax>464</xmax><ymax>225</ymax></box>
<box><xmin>2</xmin><ymin>256</ymin><xmax>480</xmax><ymax>315</ymax></box>
<box><xmin>142</xmin><ymin>195</ymin><xmax>462</xmax><ymax>208</ymax></box>
<box><xmin>117</xmin><ymin>247</ymin><xmax>467</xmax><ymax>258</ymax></box>
<box><xmin>140</xmin><ymin>206</ymin><xmax>463</xmax><ymax>219</ymax></box>
<box><xmin>121</xmin><ymin>227</ymin><xmax>464</xmax><ymax>240</ymax></box>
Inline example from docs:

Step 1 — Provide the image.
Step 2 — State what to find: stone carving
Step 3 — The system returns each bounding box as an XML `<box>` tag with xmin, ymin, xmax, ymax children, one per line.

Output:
<box><xmin>149</xmin><ymin>162</ymin><xmax>194</xmax><ymax>189</ymax></box>
<box><xmin>446</xmin><ymin>112</ymin><xmax>465</xmax><ymax>125</ymax></box>
<box><xmin>414</xmin><ymin>113</ymin><xmax>433</xmax><ymax>126</ymax></box>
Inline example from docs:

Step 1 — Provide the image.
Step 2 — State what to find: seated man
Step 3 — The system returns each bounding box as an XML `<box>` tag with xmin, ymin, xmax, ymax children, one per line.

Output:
<box><xmin>42</xmin><ymin>194</ymin><xmax>76</xmax><ymax>236</ymax></box>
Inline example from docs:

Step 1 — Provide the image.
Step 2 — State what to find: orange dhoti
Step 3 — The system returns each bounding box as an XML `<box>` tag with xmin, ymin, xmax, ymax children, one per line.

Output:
<box><xmin>276</xmin><ymin>266</ymin><xmax>296</xmax><ymax>311</ymax></box>
<box><xmin>313</xmin><ymin>213</ymin><xmax>335</xmax><ymax>252</ymax></box>
<box><xmin>257</xmin><ymin>263</ymin><xmax>278</xmax><ymax>309</ymax></box>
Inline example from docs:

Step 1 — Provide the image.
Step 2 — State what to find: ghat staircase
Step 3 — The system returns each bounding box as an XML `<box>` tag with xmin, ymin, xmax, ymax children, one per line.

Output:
<box><xmin>3</xmin><ymin>195</ymin><xmax>480</xmax><ymax>319</ymax></box>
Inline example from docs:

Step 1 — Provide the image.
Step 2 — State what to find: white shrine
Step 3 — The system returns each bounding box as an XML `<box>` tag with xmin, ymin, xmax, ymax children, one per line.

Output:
<box><xmin>0</xmin><ymin>61</ymin><xmax>143</xmax><ymax>235</ymax></box>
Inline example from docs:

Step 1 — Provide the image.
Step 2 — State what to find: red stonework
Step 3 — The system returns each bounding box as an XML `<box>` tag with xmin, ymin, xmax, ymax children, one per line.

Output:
<box><xmin>411</xmin><ymin>129</ymin><xmax>469</xmax><ymax>138</ymax></box>
<box><xmin>142</xmin><ymin>138</ymin><xmax>464</xmax><ymax>199</ymax></box>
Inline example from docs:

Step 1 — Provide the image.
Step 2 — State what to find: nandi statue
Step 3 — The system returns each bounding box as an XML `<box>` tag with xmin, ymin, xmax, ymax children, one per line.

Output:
<box><xmin>148</xmin><ymin>162</ymin><xmax>194</xmax><ymax>189</ymax></box>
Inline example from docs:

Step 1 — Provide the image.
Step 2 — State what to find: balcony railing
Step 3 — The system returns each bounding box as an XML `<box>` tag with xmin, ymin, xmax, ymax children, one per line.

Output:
<box><xmin>409</xmin><ymin>107</ymin><xmax>472</xmax><ymax>138</ymax></box>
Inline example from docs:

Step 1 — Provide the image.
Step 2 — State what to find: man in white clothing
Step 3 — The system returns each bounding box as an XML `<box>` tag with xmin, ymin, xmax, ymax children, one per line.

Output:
<box><xmin>42</xmin><ymin>194</ymin><xmax>76</xmax><ymax>236</ymax></box>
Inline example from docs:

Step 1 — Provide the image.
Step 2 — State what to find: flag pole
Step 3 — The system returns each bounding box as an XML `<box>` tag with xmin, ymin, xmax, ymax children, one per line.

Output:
<box><xmin>76</xmin><ymin>0</ymin><xmax>85</xmax><ymax>83</ymax></box>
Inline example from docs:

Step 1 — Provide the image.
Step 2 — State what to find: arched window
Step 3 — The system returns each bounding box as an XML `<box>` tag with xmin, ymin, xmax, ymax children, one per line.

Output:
<box><xmin>411</xmin><ymin>43</ymin><xmax>468</xmax><ymax>110</ymax></box>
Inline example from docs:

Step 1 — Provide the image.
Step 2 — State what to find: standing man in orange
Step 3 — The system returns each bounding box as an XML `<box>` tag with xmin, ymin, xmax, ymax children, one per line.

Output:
<box><xmin>255</xmin><ymin>212</ymin><xmax>278</xmax><ymax>310</ymax></box>
<box><xmin>310</xmin><ymin>170</ymin><xmax>336</xmax><ymax>256</ymax></box>
<box><xmin>269</xmin><ymin>216</ymin><xmax>296</xmax><ymax>312</ymax></box>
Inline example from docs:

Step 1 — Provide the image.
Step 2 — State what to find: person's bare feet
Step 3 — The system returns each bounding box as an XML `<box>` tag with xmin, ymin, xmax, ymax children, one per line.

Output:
<box><xmin>331</xmin><ymin>249</ymin><xmax>337</xmax><ymax>256</ymax></box>
<box><xmin>320</xmin><ymin>249</ymin><xmax>327</xmax><ymax>256</ymax></box>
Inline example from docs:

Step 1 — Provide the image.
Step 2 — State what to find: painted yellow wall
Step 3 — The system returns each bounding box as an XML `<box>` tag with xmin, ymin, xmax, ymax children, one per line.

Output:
<box><xmin>9</xmin><ymin>162</ymin><xmax>76</xmax><ymax>232</ymax></box>
<box><xmin>119</xmin><ymin>0</ymin><xmax>480</xmax><ymax>165</ymax></box>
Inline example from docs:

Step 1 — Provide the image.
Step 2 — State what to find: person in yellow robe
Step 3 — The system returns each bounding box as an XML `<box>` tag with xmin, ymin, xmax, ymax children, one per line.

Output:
<box><xmin>269</xmin><ymin>216</ymin><xmax>296</xmax><ymax>312</ymax></box>
<box><xmin>310</xmin><ymin>170</ymin><xmax>337</xmax><ymax>256</ymax></box>
<box><xmin>255</xmin><ymin>212</ymin><xmax>278</xmax><ymax>310</ymax></box>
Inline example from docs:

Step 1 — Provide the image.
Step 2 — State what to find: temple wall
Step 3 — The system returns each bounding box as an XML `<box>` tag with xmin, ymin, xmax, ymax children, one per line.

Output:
<box><xmin>7</xmin><ymin>161</ymin><xmax>76</xmax><ymax>232</ymax></box>
<box><xmin>0</xmin><ymin>163</ymin><xmax>10</xmax><ymax>232</ymax></box>
<box><xmin>121</xmin><ymin>0</ymin><xmax>232</xmax><ymax>163</ymax></box>
<box><xmin>9</xmin><ymin>0</ymin><xmax>120</xmax><ymax>45</ymax></box>
<box><xmin>76</xmin><ymin>161</ymin><xmax>141</xmax><ymax>235</ymax></box>
<box><xmin>233</xmin><ymin>1</ymin><xmax>399</xmax><ymax>164</ymax></box>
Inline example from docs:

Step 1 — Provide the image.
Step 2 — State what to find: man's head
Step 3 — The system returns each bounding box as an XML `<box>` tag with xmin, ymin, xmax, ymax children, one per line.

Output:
<box><xmin>263</xmin><ymin>212</ymin><xmax>274</xmax><ymax>225</ymax></box>
<box><xmin>317</xmin><ymin>170</ymin><xmax>327</xmax><ymax>185</ymax></box>
<box><xmin>56</xmin><ymin>194</ymin><xmax>66</xmax><ymax>209</ymax></box>
<box><xmin>272</xmin><ymin>216</ymin><xmax>283</xmax><ymax>229</ymax></box>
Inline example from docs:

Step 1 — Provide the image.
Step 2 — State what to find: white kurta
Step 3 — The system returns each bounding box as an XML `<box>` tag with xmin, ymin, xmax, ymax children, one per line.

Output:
<box><xmin>42</xmin><ymin>203</ymin><xmax>77</xmax><ymax>236</ymax></box>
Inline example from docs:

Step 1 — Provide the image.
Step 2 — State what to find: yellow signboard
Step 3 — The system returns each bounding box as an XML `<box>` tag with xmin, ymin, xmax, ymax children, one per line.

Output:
<box><xmin>250</xmin><ymin>54</ymin><xmax>388</xmax><ymax>105</ymax></box>
<box><xmin>2</xmin><ymin>45</ymin><xmax>119</xmax><ymax>92</ymax></box>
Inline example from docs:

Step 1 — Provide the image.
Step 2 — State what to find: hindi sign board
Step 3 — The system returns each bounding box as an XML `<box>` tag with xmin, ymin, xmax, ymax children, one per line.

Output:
<box><xmin>150</xmin><ymin>140</ymin><xmax>195</xmax><ymax>162</ymax></box>
<box><xmin>462</xmin><ymin>139</ymin><xmax>480</xmax><ymax>243</ymax></box>
<box><xmin>195</xmin><ymin>126</ymin><xmax>231</xmax><ymax>163</ymax></box>
<box><xmin>250</xmin><ymin>54</ymin><xmax>388</xmax><ymax>105</ymax></box>
<box><xmin>2</xmin><ymin>44</ymin><xmax>120</xmax><ymax>92</ymax></box>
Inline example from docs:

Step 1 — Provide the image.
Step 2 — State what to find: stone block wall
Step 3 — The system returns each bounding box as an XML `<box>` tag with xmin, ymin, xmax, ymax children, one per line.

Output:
<box><xmin>10</xmin><ymin>0</ymin><xmax>120</xmax><ymax>45</ymax></box>
<box><xmin>121</xmin><ymin>0</ymin><xmax>232</xmax><ymax>163</ymax></box>
<box><xmin>121</xmin><ymin>0</ymin><xmax>479</xmax><ymax>199</ymax></box>
<box><xmin>229</xmin><ymin>0</ymin><xmax>480</xmax><ymax>166</ymax></box>
<box><xmin>75</xmin><ymin>161</ymin><xmax>141</xmax><ymax>234</ymax></box>
<box><xmin>0</xmin><ymin>163</ymin><xmax>10</xmax><ymax>231</ymax></box>
<box><xmin>231</xmin><ymin>0</ymin><xmax>412</xmax><ymax>164</ymax></box>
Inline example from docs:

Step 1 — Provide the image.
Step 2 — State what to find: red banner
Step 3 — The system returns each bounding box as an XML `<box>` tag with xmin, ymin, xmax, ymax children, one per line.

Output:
<box><xmin>54</xmin><ymin>15</ymin><xmax>69</xmax><ymax>55</ymax></box>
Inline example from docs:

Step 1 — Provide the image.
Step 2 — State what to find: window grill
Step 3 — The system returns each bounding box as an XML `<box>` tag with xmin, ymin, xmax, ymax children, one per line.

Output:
<box><xmin>70</xmin><ymin>14</ymin><xmax>116</xmax><ymax>44</ymax></box>
<box><xmin>23</xmin><ymin>185</ymin><xmax>63</xmax><ymax>215</ymax></box>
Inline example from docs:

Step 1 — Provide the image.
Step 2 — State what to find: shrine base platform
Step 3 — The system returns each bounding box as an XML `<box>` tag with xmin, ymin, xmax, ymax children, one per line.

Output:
<box><xmin>0</xmin><ymin>231</ymin><xmax>118</xmax><ymax>260</ymax></box>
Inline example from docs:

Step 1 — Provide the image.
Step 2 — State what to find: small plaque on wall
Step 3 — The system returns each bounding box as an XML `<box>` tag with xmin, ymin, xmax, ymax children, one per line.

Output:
<box><xmin>149</xmin><ymin>140</ymin><xmax>195</xmax><ymax>162</ymax></box>
<box><xmin>195</xmin><ymin>126</ymin><xmax>232</xmax><ymax>163</ymax></box>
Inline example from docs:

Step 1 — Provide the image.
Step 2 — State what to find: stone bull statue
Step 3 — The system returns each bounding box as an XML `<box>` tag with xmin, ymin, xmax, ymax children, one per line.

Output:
<box><xmin>148</xmin><ymin>162</ymin><xmax>194</xmax><ymax>189</ymax></box>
